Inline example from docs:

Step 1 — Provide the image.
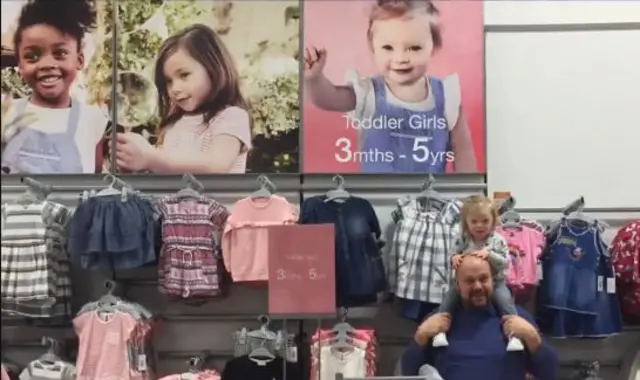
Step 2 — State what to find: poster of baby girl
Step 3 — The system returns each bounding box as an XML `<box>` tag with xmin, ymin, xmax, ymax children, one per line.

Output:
<box><xmin>302</xmin><ymin>0</ymin><xmax>484</xmax><ymax>174</ymax></box>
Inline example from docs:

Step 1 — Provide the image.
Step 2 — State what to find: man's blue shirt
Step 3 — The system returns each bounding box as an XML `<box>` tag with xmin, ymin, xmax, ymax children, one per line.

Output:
<box><xmin>401</xmin><ymin>305</ymin><xmax>558</xmax><ymax>380</ymax></box>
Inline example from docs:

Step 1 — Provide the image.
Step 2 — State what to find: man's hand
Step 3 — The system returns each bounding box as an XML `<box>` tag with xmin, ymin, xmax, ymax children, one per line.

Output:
<box><xmin>450</xmin><ymin>254</ymin><xmax>463</xmax><ymax>269</ymax></box>
<box><xmin>415</xmin><ymin>313</ymin><xmax>451</xmax><ymax>346</ymax></box>
<box><xmin>502</xmin><ymin>316</ymin><xmax>541</xmax><ymax>351</ymax></box>
<box><xmin>471</xmin><ymin>249</ymin><xmax>489</xmax><ymax>260</ymax></box>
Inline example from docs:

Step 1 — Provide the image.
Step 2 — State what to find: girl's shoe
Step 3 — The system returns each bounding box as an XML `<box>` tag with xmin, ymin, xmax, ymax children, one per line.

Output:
<box><xmin>432</xmin><ymin>332</ymin><xmax>449</xmax><ymax>347</ymax></box>
<box><xmin>506</xmin><ymin>336</ymin><xmax>525</xmax><ymax>351</ymax></box>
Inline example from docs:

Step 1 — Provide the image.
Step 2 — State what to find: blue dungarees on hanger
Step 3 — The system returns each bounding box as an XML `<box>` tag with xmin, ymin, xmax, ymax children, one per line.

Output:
<box><xmin>540</xmin><ymin>220</ymin><xmax>622</xmax><ymax>337</ymax></box>
<box><xmin>361</xmin><ymin>76</ymin><xmax>451</xmax><ymax>174</ymax></box>
<box><xmin>2</xmin><ymin>98</ymin><xmax>83</xmax><ymax>173</ymax></box>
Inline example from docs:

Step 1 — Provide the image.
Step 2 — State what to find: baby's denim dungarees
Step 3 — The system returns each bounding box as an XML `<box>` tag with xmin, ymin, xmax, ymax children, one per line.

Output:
<box><xmin>2</xmin><ymin>98</ymin><xmax>83</xmax><ymax>173</ymax></box>
<box><xmin>361</xmin><ymin>76</ymin><xmax>450</xmax><ymax>173</ymax></box>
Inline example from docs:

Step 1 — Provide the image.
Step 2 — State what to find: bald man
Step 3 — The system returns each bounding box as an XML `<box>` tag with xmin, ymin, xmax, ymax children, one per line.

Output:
<box><xmin>401</xmin><ymin>256</ymin><xmax>558</xmax><ymax>380</ymax></box>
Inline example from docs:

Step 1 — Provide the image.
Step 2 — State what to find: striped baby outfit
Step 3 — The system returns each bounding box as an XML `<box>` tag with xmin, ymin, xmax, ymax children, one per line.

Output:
<box><xmin>19</xmin><ymin>360</ymin><xmax>76</xmax><ymax>380</ymax></box>
<box><xmin>1</xmin><ymin>201</ymin><xmax>72</xmax><ymax>322</ymax></box>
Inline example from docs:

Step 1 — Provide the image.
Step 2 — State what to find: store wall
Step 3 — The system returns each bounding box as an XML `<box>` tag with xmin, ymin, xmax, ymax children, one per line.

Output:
<box><xmin>485</xmin><ymin>0</ymin><xmax>640</xmax><ymax>209</ymax></box>
<box><xmin>483</xmin><ymin>2</ymin><xmax>640</xmax><ymax>379</ymax></box>
<box><xmin>3</xmin><ymin>173</ymin><xmax>639</xmax><ymax>379</ymax></box>
<box><xmin>2</xmin><ymin>1</ymin><xmax>640</xmax><ymax>380</ymax></box>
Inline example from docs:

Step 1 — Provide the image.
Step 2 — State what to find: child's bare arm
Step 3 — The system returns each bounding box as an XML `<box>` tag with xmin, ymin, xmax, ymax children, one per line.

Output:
<box><xmin>303</xmin><ymin>46</ymin><xmax>356</xmax><ymax>112</ymax></box>
<box><xmin>305</xmin><ymin>74</ymin><xmax>356</xmax><ymax>112</ymax></box>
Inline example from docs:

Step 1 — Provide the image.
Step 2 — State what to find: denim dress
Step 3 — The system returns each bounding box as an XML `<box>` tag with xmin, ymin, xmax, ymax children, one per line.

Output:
<box><xmin>2</xmin><ymin>98</ymin><xmax>83</xmax><ymax>173</ymax></box>
<box><xmin>538</xmin><ymin>221</ymin><xmax>622</xmax><ymax>338</ymax></box>
<box><xmin>361</xmin><ymin>76</ymin><xmax>450</xmax><ymax>173</ymax></box>
<box><xmin>299</xmin><ymin>195</ymin><xmax>386</xmax><ymax>307</ymax></box>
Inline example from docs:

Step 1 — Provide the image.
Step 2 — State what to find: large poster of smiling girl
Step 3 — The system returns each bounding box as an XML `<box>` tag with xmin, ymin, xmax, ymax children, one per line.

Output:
<box><xmin>1</xmin><ymin>0</ymin><xmax>114</xmax><ymax>174</ymax></box>
<box><xmin>111</xmin><ymin>0</ymin><xmax>300</xmax><ymax>174</ymax></box>
<box><xmin>302</xmin><ymin>0</ymin><xmax>484</xmax><ymax>174</ymax></box>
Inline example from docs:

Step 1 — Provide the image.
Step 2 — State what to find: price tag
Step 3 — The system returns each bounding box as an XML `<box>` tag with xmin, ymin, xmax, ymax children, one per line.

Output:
<box><xmin>536</xmin><ymin>262</ymin><xmax>543</xmax><ymax>281</ymax></box>
<box><xmin>137</xmin><ymin>354</ymin><xmax>147</xmax><ymax>371</ymax></box>
<box><xmin>606</xmin><ymin>277</ymin><xmax>616</xmax><ymax>294</ymax></box>
<box><xmin>286</xmin><ymin>346</ymin><xmax>298</xmax><ymax>363</ymax></box>
<box><xmin>267</xmin><ymin>224</ymin><xmax>336</xmax><ymax>316</ymax></box>
<box><xmin>597</xmin><ymin>276</ymin><xmax>604</xmax><ymax>292</ymax></box>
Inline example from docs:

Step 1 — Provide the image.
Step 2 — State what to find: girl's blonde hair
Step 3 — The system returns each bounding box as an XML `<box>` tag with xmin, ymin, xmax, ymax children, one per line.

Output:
<box><xmin>367</xmin><ymin>0</ymin><xmax>443</xmax><ymax>49</ymax></box>
<box><xmin>460</xmin><ymin>195</ymin><xmax>500</xmax><ymax>236</ymax></box>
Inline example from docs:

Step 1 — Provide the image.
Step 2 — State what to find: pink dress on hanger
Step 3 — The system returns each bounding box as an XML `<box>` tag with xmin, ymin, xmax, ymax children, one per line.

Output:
<box><xmin>497</xmin><ymin>225</ymin><xmax>544</xmax><ymax>298</ymax></box>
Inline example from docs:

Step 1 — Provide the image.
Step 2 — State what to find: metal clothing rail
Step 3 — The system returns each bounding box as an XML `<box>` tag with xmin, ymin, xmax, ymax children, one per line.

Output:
<box><xmin>336</xmin><ymin>376</ymin><xmax>429</xmax><ymax>380</ymax></box>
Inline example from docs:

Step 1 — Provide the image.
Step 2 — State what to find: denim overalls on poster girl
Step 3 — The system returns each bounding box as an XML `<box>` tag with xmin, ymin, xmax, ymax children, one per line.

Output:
<box><xmin>360</xmin><ymin>76</ymin><xmax>451</xmax><ymax>173</ymax></box>
<box><xmin>2</xmin><ymin>98</ymin><xmax>83</xmax><ymax>173</ymax></box>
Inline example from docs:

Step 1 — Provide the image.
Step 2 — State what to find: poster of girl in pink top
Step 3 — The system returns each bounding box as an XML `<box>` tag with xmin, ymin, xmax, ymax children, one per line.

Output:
<box><xmin>111</xmin><ymin>1</ymin><xmax>300</xmax><ymax>174</ymax></box>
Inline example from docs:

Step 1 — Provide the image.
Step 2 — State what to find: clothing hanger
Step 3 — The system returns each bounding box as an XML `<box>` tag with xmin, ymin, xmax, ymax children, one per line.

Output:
<box><xmin>325</xmin><ymin>175</ymin><xmax>350</xmax><ymax>203</ymax></box>
<box><xmin>566</xmin><ymin>208</ymin><xmax>609</xmax><ymax>231</ymax></box>
<box><xmin>16</xmin><ymin>177</ymin><xmax>51</xmax><ymax>205</ymax></box>
<box><xmin>94</xmin><ymin>174</ymin><xmax>126</xmax><ymax>197</ymax></box>
<box><xmin>499</xmin><ymin>197</ymin><xmax>522</xmax><ymax>229</ymax></box>
<box><xmin>177</xmin><ymin>173</ymin><xmax>204</xmax><ymax>200</ymax></box>
<box><xmin>93</xmin><ymin>280</ymin><xmax>122</xmax><ymax>316</ymax></box>
<box><xmin>546</xmin><ymin>196</ymin><xmax>585</xmax><ymax>236</ymax></box>
<box><xmin>331</xmin><ymin>308</ymin><xmax>355</xmax><ymax>350</ymax></box>
<box><xmin>251</xmin><ymin>175</ymin><xmax>276</xmax><ymax>199</ymax></box>
<box><xmin>247</xmin><ymin>315</ymin><xmax>278</xmax><ymax>341</ymax></box>
<box><xmin>246</xmin><ymin>319</ymin><xmax>276</xmax><ymax>365</ymax></box>
<box><xmin>180</xmin><ymin>356</ymin><xmax>203</xmax><ymax>380</ymax></box>
<box><xmin>37</xmin><ymin>337</ymin><xmax>61</xmax><ymax>365</ymax></box>
<box><xmin>497</xmin><ymin>196</ymin><xmax>516</xmax><ymax>217</ymax></box>
<box><xmin>501</xmin><ymin>210</ymin><xmax>522</xmax><ymax>229</ymax></box>
<box><xmin>416</xmin><ymin>174</ymin><xmax>447</xmax><ymax>210</ymax></box>
<box><xmin>248</xmin><ymin>341</ymin><xmax>275</xmax><ymax>365</ymax></box>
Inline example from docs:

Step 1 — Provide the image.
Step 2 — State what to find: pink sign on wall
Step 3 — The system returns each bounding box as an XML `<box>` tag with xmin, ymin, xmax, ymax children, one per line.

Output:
<box><xmin>267</xmin><ymin>224</ymin><xmax>336</xmax><ymax>316</ymax></box>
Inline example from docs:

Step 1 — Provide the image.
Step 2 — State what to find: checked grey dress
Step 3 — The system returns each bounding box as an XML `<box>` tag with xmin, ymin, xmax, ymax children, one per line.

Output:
<box><xmin>1</xmin><ymin>201</ymin><xmax>73</xmax><ymax>324</ymax></box>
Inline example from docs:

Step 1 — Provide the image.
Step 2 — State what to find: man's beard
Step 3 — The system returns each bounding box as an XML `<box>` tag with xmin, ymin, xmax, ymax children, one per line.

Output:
<box><xmin>469</xmin><ymin>289</ymin><xmax>489</xmax><ymax>306</ymax></box>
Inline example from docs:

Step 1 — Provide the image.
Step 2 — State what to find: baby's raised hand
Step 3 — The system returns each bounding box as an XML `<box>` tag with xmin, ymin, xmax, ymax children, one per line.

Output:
<box><xmin>303</xmin><ymin>45</ymin><xmax>327</xmax><ymax>80</ymax></box>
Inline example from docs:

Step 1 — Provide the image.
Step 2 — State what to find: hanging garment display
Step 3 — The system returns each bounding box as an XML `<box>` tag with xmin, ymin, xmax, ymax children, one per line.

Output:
<box><xmin>0</xmin><ymin>178</ymin><xmax>72</xmax><ymax>325</ymax></box>
<box><xmin>299</xmin><ymin>176</ymin><xmax>386</xmax><ymax>308</ymax></box>
<box><xmin>309</xmin><ymin>310</ymin><xmax>377</xmax><ymax>380</ymax></box>
<box><xmin>610</xmin><ymin>220</ymin><xmax>640</xmax><ymax>323</ymax></box>
<box><xmin>159</xmin><ymin>355</ymin><xmax>221</xmax><ymax>380</ymax></box>
<box><xmin>221</xmin><ymin>176</ymin><xmax>298</xmax><ymax>282</ymax></box>
<box><xmin>67</xmin><ymin>175</ymin><xmax>158</xmax><ymax>270</ymax></box>
<box><xmin>156</xmin><ymin>175</ymin><xmax>229</xmax><ymax>300</ymax></box>
<box><xmin>537</xmin><ymin>201</ymin><xmax>623</xmax><ymax>338</ymax></box>
<box><xmin>387</xmin><ymin>176</ymin><xmax>461</xmax><ymax>322</ymax></box>
<box><xmin>222</xmin><ymin>315</ymin><xmax>301</xmax><ymax>380</ymax></box>
<box><xmin>232</xmin><ymin>316</ymin><xmax>296</xmax><ymax>361</ymax></box>
<box><xmin>497</xmin><ymin>207</ymin><xmax>545</xmax><ymax>301</ymax></box>
<box><xmin>74</xmin><ymin>281</ymin><xmax>159</xmax><ymax>380</ymax></box>
<box><xmin>16</xmin><ymin>338</ymin><xmax>76</xmax><ymax>380</ymax></box>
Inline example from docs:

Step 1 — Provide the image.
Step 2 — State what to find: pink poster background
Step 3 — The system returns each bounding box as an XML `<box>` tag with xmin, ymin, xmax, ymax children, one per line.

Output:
<box><xmin>302</xmin><ymin>0</ymin><xmax>485</xmax><ymax>173</ymax></box>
